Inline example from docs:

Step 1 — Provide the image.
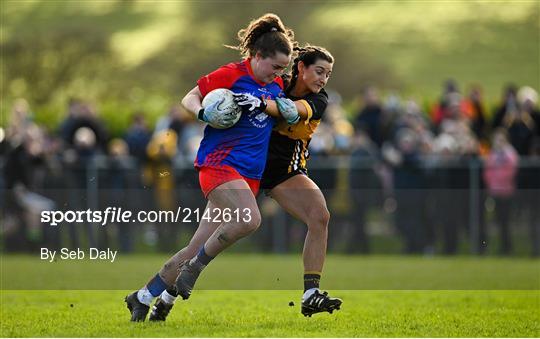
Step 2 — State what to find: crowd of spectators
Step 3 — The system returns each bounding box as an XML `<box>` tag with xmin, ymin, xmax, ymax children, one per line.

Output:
<box><xmin>342</xmin><ymin>81</ymin><xmax>539</xmax><ymax>256</ymax></box>
<box><xmin>1</xmin><ymin>81</ymin><xmax>539</xmax><ymax>256</ymax></box>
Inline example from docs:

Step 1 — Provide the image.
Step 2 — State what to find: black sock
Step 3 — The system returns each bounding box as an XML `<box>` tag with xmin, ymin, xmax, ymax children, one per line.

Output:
<box><xmin>304</xmin><ymin>273</ymin><xmax>321</xmax><ymax>292</ymax></box>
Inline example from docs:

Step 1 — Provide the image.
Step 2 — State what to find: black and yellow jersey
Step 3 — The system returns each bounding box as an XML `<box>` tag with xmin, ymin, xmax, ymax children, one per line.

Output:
<box><xmin>261</xmin><ymin>88</ymin><xmax>328</xmax><ymax>190</ymax></box>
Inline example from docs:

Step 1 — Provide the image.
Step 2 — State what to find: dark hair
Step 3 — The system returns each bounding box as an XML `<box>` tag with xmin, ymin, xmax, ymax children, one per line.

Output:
<box><xmin>227</xmin><ymin>13</ymin><xmax>295</xmax><ymax>58</ymax></box>
<box><xmin>286</xmin><ymin>44</ymin><xmax>334</xmax><ymax>92</ymax></box>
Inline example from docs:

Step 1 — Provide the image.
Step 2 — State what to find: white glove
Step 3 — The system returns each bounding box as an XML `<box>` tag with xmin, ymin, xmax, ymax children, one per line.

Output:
<box><xmin>198</xmin><ymin>99</ymin><xmax>238</xmax><ymax>128</ymax></box>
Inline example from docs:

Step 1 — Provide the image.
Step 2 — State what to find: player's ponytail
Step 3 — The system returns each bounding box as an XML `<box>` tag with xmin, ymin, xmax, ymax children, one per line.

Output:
<box><xmin>287</xmin><ymin>45</ymin><xmax>334</xmax><ymax>93</ymax></box>
<box><xmin>227</xmin><ymin>13</ymin><xmax>296</xmax><ymax>58</ymax></box>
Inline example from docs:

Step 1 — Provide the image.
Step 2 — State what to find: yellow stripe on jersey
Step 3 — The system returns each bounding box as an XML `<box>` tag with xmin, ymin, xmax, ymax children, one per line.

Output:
<box><xmin>275</xmin><ymin>117</ymin><xmax>321</xmax><ymax>142</ymax></box>
<box><xmin>298</xmin><ymin>99</ymin><xmax>313</xmax><ymax>125</ymax></box>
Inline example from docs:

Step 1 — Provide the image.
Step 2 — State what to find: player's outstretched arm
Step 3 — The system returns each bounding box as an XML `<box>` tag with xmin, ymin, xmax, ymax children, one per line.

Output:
<box><xmin>265</xmin><ymin>98</ymin><xmax>309</xmax><ymax>121</ymax></box>
<box><xmin>264</xmin><ymin>98</ymin><xmax>309</xmax><ymax>125</ymax></box>
<box><xmin>232</xmin><ymin>92</ymin><xmax>302</xmax><ymax>124</ymax></box>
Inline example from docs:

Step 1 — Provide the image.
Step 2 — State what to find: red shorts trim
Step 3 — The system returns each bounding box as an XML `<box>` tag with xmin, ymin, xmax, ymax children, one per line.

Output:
<box><xmin>198</xmin><ymin>165</ymin><xmax>260</xmax><ymax>198</ymax></box>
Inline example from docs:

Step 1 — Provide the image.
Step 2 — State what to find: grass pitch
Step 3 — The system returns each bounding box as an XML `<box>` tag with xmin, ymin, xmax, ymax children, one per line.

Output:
<box><xmin>1</xmin><ymin>255</ymin><xmax>539</xmax><ymax>337</ymax></box>
<box><xmin>1</xmin><ymin>290</ymin><xmax>538</xmax><ymax>337</ymax></box>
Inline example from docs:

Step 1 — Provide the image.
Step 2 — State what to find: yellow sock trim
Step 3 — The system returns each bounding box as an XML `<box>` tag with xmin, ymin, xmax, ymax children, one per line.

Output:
<box><xmin>304</xmin><ymin>271</ymin><xmax>322</xmax><ymax>275</ymax></box>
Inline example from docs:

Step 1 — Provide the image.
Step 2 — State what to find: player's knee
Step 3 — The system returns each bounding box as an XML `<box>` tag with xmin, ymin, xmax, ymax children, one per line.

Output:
<box><xmin>322</xmin><ymin>208</ymin><xmax>330</xmax><ymax>226</ymax></box>
<box><xmin>308</xmin><ymin>208</ymin><xmax>330</xmax><ymax>232</ymax></box>
<box><xmin>239</xmin><ymin>210</ymin><xmax>261</xmax><ymax>234</ymax></box>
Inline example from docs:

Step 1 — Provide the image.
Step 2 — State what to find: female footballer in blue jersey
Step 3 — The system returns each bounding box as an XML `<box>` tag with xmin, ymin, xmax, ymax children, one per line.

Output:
<box><xmin>126</xmin><ymin>44</ymin><xmax>342</xmax><ymax>321</ymax></box>
<box><xmin>125</xmin><ymin>13</ymin><xmax>299</xmax><ymax>321</ymax></box>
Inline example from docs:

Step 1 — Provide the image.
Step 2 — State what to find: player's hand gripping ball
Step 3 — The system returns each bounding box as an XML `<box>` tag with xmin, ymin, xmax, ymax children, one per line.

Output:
<box><xmin>199</xmin><ymin>88</ymin><xmax>242</xmax><ymax>129</ymax></box>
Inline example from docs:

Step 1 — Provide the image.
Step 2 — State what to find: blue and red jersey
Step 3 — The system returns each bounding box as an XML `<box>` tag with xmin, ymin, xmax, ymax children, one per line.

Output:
<box><xmin>195</xmin><ymin>59</ymin><xmax>284</xmax><ymax>179</ymax></box>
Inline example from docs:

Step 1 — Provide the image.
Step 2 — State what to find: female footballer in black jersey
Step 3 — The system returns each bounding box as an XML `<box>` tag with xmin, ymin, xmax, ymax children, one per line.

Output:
<box><xmin>257</xmin><ymin>45</ymin><xmax>342</xmax><ymax>316</ymax></box>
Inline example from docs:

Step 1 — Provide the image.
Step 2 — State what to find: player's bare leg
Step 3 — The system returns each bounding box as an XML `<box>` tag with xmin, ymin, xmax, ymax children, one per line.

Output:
<box><xmin>270</xmin><ymin>175</ymin><xmax>328</xmax><ymax>276</ymax></box>
<box><xmin>175</xmin><ymin>179</ymin><xmax>261</xmax><ymax>299</ymax></box>
<box><xmin>269</xmin><ymin>174</ymin><xmax>342</xmax><ymax>316</ymax></box>
<box><xmin>126</xmin><ymin>201</ymin><xmax>221</xmax><ymax>322</ymax></box>
<box><xmin>159</xmin><ymin>200</ymin><xmax>223</xmax><ymax>284</ymax></box>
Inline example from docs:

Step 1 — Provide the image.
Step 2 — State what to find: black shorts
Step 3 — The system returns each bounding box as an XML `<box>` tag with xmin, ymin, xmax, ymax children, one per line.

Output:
<box><xmin>261</xmin><ymin>166</ymin><xmax>307</xmax><ymax>193</ymax></box>
<box><xmin>261</xmin><ymin>131</ymin><xmax>309</xmax><ymax>192</ymax></box>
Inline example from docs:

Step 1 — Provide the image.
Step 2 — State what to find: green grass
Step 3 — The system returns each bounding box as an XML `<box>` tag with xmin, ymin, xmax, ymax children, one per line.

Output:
<box><xmin>0</xmin><ymin>290</ymin><xmax>538</xmax><ymax>337</ymax></box>
<box><xmin>0</xmin><ymin>254</ymin><xmax>539</xmax><ymax>337</ymax></box>
<box><xmin>1</xmin><ymin>254</ymin><xmax>539</xmax><ymax>290</ymax></box>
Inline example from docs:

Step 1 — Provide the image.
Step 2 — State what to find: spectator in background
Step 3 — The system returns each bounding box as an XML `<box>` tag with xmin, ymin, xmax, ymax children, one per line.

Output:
<box><xmin>4</xmin><ymin>99</ymin><xmax>55</xmax><ymax>251</ymax></box>
<box><xmin>437</xmin><ymin>96</ymin><xmax>482</xmax><ymax>254</ymax></box>
<box><xmin>438</xmin><ymin>93</ymin><xmax>480</xmax><ymax>156</ymax></box>
<box><xmin>58</xmin><ymin>100</ymin><xmax>109</xmax><ymax>248</ymax></box>
<box><xmin>383</xmin><ymin>128</ymin><xmax>427</xmax><ymax>254</ymax></box>
<box><xmin>393</xmin><ymin>100</ymin><xmax>438</xmax><ymax>253</ymax></box>
<box><xmin>502</xmin><ymin>97</ymin><xmax>536</xmax><ymax>156</ymax></box>
<box><xmin>59</xmin><ymin>98</ymin><xmax>83</xmax><ymax>144</ymax></box>
<box><xmin>391</xmin><ymin>99</ymin><xmax>434</xmax><ymax>151</ymax></box>
<box><xmin>0</xmin><ymin>127</ymin><xmax>6</xmax><ymax>155</ymax></box>
<box><xmin>7</xmin><ymin>98</ymin><xmax>33</xmax><ymax>146</ymax></box>
<box><xmin>69</xmin><ymin>126</ymin><xmax>103</xmax><ymax>248</ymax></box>
<box><xmin>448</xmin><ymin>88</ymin><xmax>488</xmax><ymax>253</ymax></box>
<box><xmin>462</xmin><ymin>85</ymin><xmax>487</xmax><ymax>141</ymax></box>
<box><xmin>125</xmin><ymin>112</ymin><xmax>151</xmax><ymax>164</ymax></box>
<box><xmin>40</xmin><ymin>134</ymin><xmax>65</xmax><ymax>251</ymax></box>
<box><xmin>355</xmin><ymin>86</ymin><xmax>384</xmax><ymax>147</ymax></box>
<box><xmin>510</xmin><ymin>87</ymin><xmax>539</xmax><ymax>234</ymax></box>
<box><xmin>431</xmin><ymin>132</ymin><xmax>463</xmax><ymax>255</ymax></box>
<box><xmin>431</xmin><ymin>79</ymin><xmax>461</xmax><ymax>127</ymax></box>
<box><xmin>515</xmin><ymin>87</ymin><xmax>540</xmax><ymax>256</ymax></box>
<box><xmin>177</xmin><ymin>118</ymin><xmax>204</xmax><ymax>164</ymax></box>
<box><xmin>168</xmin><ymin>104</ymin><xmax>204</xmax><ymax>163</ymax></box>
<box><xmin>310</xmin><ymin>90</ymin><xmax>354</xmax><ymax>156</ymax></box>
<box><xmin>98</xmin><ymin>138</ymin><xmax>133</xmax><ymax>252</ymax></box>
<box><xmin>60</xmin><ymin>100</ymin><xmax>109</xmax><ymax>151</ymax></box>
<box><xmin>483</xmin><ymin>129</ymin><xmax>519</xmax><ymax>255</ymax></box>
<box><xmin>123</xmin><ymin>112</ymin><xmax>152</xmax><ymax>242</ymax></box>
<box><xmin>347</xmin><ymin>130</ymin><xmax>380</xmax><ymax>253</ymax></box>
<box><xmin>308</xmin><ymin>121</ymin><xmax>335</xmax><ymax>155</ymax></box>
<box><xmin>326</xmin><ymin>103</ymin><xmax>354</xmax><ymax>154</ymax></box>
<box><xmin>523</xmin><ymin>138</ymin><xmax>540</xmax><ymax>257</ymax></box>
<box><xmin>145</xmin><ymin>129</ymin><xmax>178</xmax><ymax>252</ymax></box>
<box><xmin>155</xmin><ymin>104</ymin><xmax>185</xmax><ymax>141</ymax></box>
<box><xmin>3</xmin><ymin>123</ymin><xmax>53</xmax><ymax>251</ymax></box>
<box><xmin>381</xmin><ymin>92</ymin><xmax>403</xmax><ymax>140</ymax></box>
<box><xmin>492</xmin><ymin>84</ymin><xmax>518</xmax><ymax>130</ymax></box>
<box><xmin>517</xmin><ymin>86</ymin><xmax>540</xmax><ymax>137</ymax></box>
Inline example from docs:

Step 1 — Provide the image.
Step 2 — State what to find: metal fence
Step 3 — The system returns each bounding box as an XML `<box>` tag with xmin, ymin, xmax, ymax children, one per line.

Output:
<box><xmin>1</xmin><ymin>155</ymin><xmax>539</xmax><ymax>256</ymax></box>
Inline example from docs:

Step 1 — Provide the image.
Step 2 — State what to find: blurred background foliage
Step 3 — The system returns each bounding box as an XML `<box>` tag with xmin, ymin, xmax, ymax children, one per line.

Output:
<box><xmin>1</xmin><ymin>0</ymin><xmax>539</xmax><ymax>136</ymax></box>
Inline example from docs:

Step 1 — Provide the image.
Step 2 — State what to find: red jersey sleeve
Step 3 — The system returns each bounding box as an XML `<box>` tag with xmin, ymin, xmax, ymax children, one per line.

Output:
<box><xmin>274</xmin><ymin>76</ymin><xmax>284</xmax><ymax>90</ymax></box>
<box><xmin>197</xmin><ymin>63</ymin><xmax>242</xmax><ymax>97</ymax></box>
